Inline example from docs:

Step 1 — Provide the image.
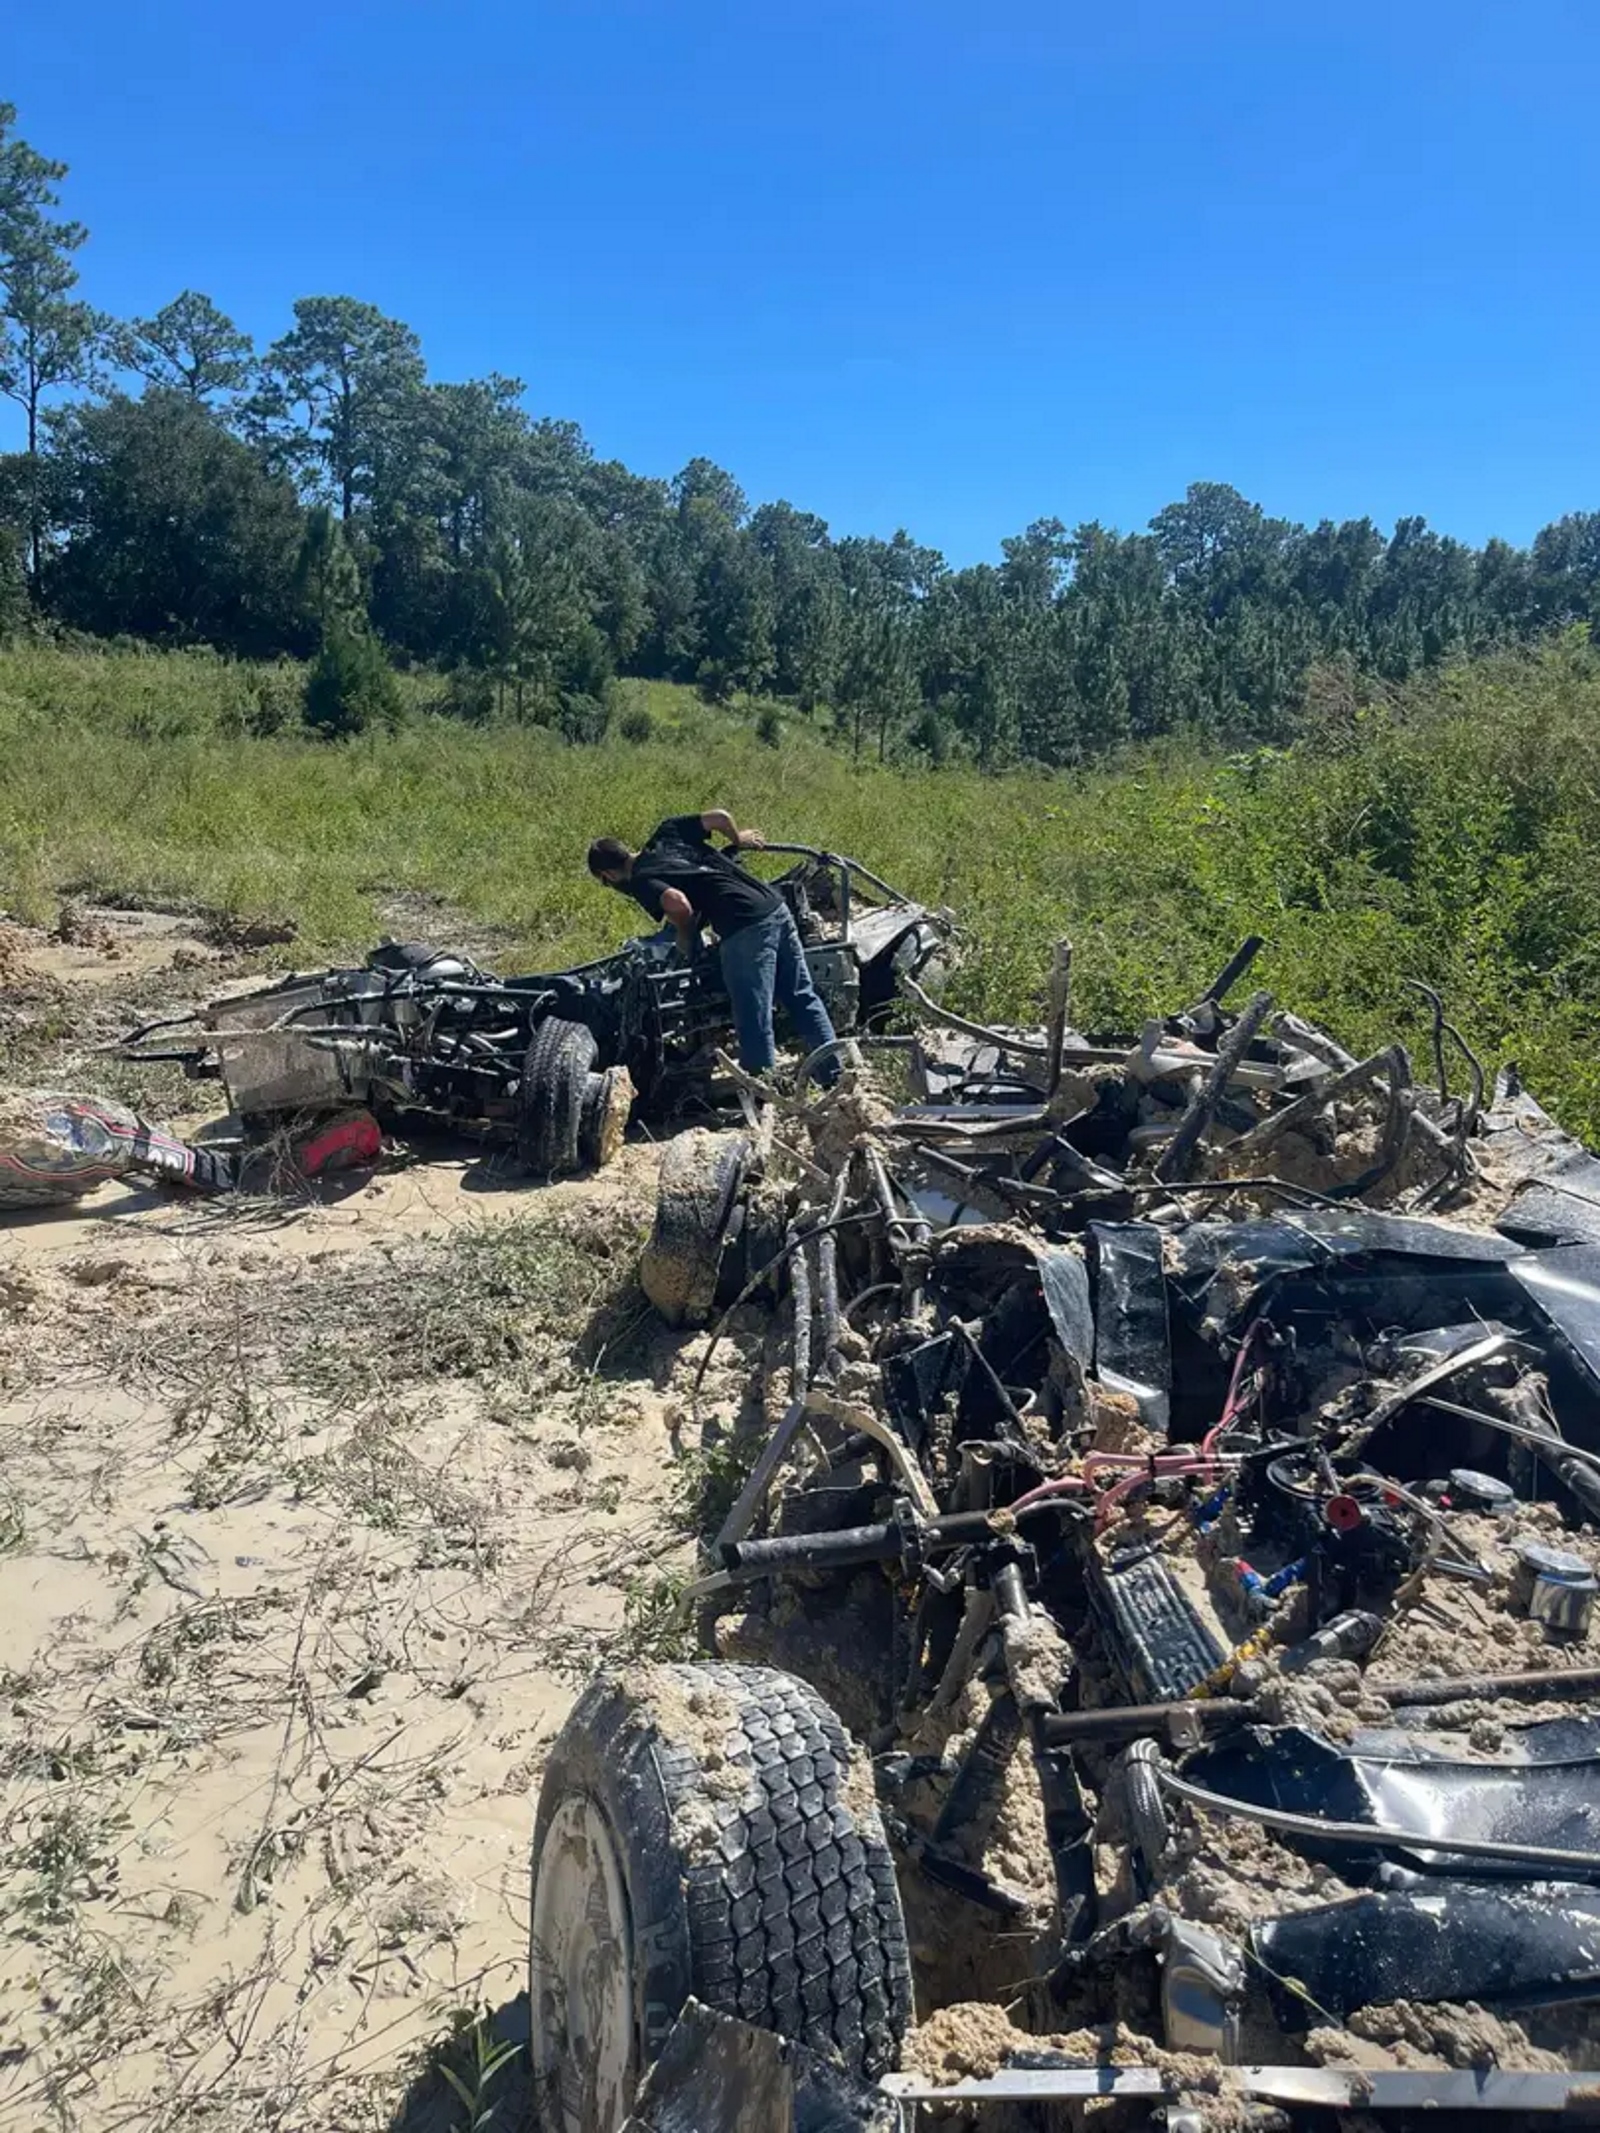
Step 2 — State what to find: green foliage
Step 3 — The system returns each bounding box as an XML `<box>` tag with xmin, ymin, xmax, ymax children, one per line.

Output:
<box><xmin>432</xmin><ymin>2007</ymin><xmax>522</xmax><ymax>2133</ymax></box>
<box><xmin>8</xmin><ymin>638</ymin><xmax>1600</xmax><ymax>1152</ymax></box>
<box><xmin>0</xmin><ymin>101</ymin><xmax>107</xmax><ymax>584</ymax></box>
<box><xmin>46</xmin><ymin>389</ymin><xmax>307</xmax><ymax>654</ymax></box>
<box><xmin>303</xmin><ymin>623</ymin><xmax>401</xmax><ymax>738</ymax></box>
<box><xmin>112</xmin><ymin>289</ymin><xmax>256</xmax><ymax>404</ymax></box>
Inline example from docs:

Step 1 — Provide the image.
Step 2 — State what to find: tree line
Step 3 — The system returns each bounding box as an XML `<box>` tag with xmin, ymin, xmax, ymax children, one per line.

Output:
<box><xmin>4</xmin><ymin>101</ymin><xmax>1599</xmax><ymax>756</ymax></box>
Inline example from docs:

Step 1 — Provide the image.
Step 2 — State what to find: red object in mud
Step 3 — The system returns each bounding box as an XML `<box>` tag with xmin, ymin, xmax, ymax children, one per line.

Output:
<box><xmin>294</xmin><ymin>1111</ymin><xmax>383</xmax><ymax>1178</ymax></box>
<box><xmin>1324</xmin><ymin>1494</ymin><xmax>1366</xmax><ymax>1534</ymax></box>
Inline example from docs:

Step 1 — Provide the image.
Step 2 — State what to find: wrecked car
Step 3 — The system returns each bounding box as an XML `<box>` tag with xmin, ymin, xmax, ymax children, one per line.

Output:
<box><xmin>112</xmin><ymin>846</ymin><xmax>948</xmax><ymax>1179</ymax></box>
<box><xmin>530</xmin><ymin>939</ymin><xmax>1600</xmax><ymax>2127</ymax></box>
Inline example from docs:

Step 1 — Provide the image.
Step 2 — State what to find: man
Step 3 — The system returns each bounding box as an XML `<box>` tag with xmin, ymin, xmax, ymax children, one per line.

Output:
<box><xmin>587</xmin><ymin>808</ymin><xmax>842</xmax><ymax>1086</ymax></box>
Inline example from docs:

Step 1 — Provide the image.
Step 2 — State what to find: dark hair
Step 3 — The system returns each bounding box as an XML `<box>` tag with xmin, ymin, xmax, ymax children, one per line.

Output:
<box><xmin>587</xmin><ymin>836</ymin><xmax>632</xmax><ymax>878</ymax></box>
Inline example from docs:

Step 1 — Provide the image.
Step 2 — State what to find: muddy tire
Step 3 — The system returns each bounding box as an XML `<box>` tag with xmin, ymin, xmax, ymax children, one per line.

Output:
<box><xmin>528</xmin><ymin>1661</ymin><xmax>912</xmax><ymax>2132</ymax></box>
<box><xmin>517</xmin><ymin>1017</ymin><xmax>598</xmax><ymax>1179</ymax></box>
<box><xmin>638</xmin><ymin>1129</ymin><xmax>751</xmax><ymax>1326</ymax></box>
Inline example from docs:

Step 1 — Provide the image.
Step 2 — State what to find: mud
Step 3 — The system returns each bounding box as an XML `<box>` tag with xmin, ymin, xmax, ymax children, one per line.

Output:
<box><xmin>1309</xmin><ymin>2000</ymin><xmax>1567</xmax><ymax>2072</ymax></box>
<box><xmin>0</xmin><ymin>935</ymin><xmax>694</xmax><ymax>2130</ymax></box>
<box><xmin>624</xmin><ymin>1664</ymin><xmax>750</xmax><ymax>1800</ymax></box>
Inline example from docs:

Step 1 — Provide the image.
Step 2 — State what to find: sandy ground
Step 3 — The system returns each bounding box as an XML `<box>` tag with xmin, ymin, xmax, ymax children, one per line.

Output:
<box><xmin>0</xmin><ymin>917</ymin><xmax>700</xmax><ymax>2133</ymax></box>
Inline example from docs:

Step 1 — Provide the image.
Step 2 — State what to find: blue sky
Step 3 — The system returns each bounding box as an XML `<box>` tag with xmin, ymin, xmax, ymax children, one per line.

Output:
<box><xmin>5</xmin><ymin>0</ymin><xmax>1598</xmax><ymax>564</ymax></box>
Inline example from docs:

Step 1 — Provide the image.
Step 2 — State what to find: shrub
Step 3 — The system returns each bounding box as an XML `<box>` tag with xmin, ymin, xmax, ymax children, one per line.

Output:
<box><xmin>556</xmin><ymin>690</ymin><xmax>609</xmax><ymax>745</ymax></box>
<box><xmin>618</xmin><ymin>704</ymin><xmax>655</xmax><ymax>744</ymax></box>
<box><xmin>439</xmin><ymin>668</ymin><xmax>497</xmax><ymax>724</ymax></box>
<box><xmin>756</xmin><ymin>704</ymin><xmax>783</xmax><ymax>748</ymax></box>
<box><xmin>303</xmin><ymin>627</ymin><xmax>401</xmax><ymax>739</ymax></box>
<box><xmin>249</xmin><ymin>662</ymin><xmax>306</xmax><ymax>736</ymax></box>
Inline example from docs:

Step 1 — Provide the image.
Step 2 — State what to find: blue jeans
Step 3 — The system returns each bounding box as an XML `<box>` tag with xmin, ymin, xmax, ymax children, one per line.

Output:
<box><xmin>719</xmin><ymin>907</ymin><xmax>840</xmax><ymax>1085</ymax></box>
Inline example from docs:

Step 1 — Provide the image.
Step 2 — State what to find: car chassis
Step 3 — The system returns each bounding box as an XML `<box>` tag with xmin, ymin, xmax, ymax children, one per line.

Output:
<box><xmin>114</xmin><ymin>846</ymin><xmax>950</xmax><ymax>1176</ymax></box>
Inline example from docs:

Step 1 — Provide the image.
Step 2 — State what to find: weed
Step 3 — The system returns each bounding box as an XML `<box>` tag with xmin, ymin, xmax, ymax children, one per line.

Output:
<box><xmin>435</xmin><ymin>2007</ymin><xmax>523</xmax><ymax>2133</ymax></box>
<box><xmin>3</xmin><ymin>1795</ymin><xmax>130</xmax><ymax>1929</ymax></box>
<box><xmin>618</xmin><ymin>1567</ymin><xmax>694</xmax><ymax>1660</ymax></box>
<box><xmin>670</xmin><ymin>1429</ymin><xmax>759</xmax><ymax>1541</ymax></box>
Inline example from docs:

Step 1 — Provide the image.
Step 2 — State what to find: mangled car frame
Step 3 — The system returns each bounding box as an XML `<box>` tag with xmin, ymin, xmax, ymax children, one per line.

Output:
<box><xmin>531</xmin><ymin>937</ymin><xmax>1600</xmax><ymax>2127</ymax></box>
<box><xmin>110</xmin><ymin>846</ymin><xmax>947</xmax><ymax>1179</ymax></box>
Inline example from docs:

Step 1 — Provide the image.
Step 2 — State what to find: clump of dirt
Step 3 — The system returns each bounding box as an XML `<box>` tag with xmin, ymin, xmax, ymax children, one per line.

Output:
<box><xmin>1001</xmin><ymin>1603</ymin><xmax>1071</xmax><ymax>1710</ymax></box>
<box><xmin>624</xmin><ymin>1664</ymin><xmax>748</xmax><ymax>1799</ymax></box>
<box><xmin>1090</xmin><ymin>1386</ymin><xmax>1157</xmax><ymax>1457</ymax></box>
<box><xmin>902</xmin><ymin>1999</ymin><xmax>1034</xmax><ymax>2081</ymax></box>
<box><xmin>198</xmin><ymin>910</ymin><xmax>299</xmax><ymax>951</ymax></box>
<box><xmin>54</xmin><ymin>899</ymin><xmax>122</xmax><ymax>954</ymax></box>
<box><xmin>808</xmin><ymin>1081</ymin><xmax>896</xmax><ymax>1171</ymax></box>
<box><xmin>900</xmin><ymin>2003</ymin><xmax>1233</xmax><ymax>2100</ymax></box>
<box><xmin>0</xmin><ymin>921</ymin><xmax>38</xmax><ymax>983</ymax></box>
<box><xmin>1309</xmin><ymin>2000</ymin><xmax>1566</xmax><ymax>2072</ymax></box>
<box><xmin>1159</xmin><ymin>1805</ymin><xmax>1329</xmax><ymax>1934</ymax></box>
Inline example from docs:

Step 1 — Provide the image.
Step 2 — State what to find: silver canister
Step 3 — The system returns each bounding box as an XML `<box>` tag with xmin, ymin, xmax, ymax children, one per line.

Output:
<box><xmin>1514</xmin><ymin>1542</ymin><xmax>1598</xmax><ymax>1636</ymax></box>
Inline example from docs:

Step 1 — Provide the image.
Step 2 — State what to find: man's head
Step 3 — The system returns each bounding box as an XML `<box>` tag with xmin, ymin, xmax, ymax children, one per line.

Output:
<box><xmin>587</xmin><ymin>836</ymin><xmax>634</xmax><ymax>886</ymax></box>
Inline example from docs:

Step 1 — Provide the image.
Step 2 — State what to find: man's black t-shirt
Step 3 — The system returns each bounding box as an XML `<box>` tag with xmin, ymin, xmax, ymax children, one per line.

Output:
<box><xmin>622</xmin><ymin>815</ymin><xmax>780</xmax><ymax>941</ymax></box>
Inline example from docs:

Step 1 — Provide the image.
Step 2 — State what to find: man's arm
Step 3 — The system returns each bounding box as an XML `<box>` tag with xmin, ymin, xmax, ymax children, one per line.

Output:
<box><xmin>700</xmin><ymin>807</ymin><xmax>765</xmax><ymax>850</ymax></box>
<box><xmin>660</xmin><ymin>885</ymin><xmax>699</xmax><ymax>958</ymax></box>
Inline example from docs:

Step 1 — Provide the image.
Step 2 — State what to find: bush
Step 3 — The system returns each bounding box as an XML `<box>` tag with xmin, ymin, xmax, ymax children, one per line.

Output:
<box><xmin>618</xmin><ymin>704</ymin><xmax>655</xmax><ymax>743</ymax></box>
<box><xmin>249</xmin><ymin>662</ymin><xmax>306</xmax><ymax>736</ymax></box>
<box><xmin>439</xmin><ymin>668</ymin><xmax>497</xmax><ymax>724</ymax></box>
<box><xmin>756</xmin><ymin>703</ymin><xmax>783</xmax><ymax>748</ymax></box>
<box><xmin>907</xmin><ymin>705</ymin><xmax>952</xmax><ymax>764</ymax></box>
<box><xmin>303</xmin><ymin>627</ymin><xmax>402</xmax><ymax>739</ymax></box>
<box><xmin>556</xmin><ymin>690</ymin><xmax>610</xmax><ymax>745</ymax></box>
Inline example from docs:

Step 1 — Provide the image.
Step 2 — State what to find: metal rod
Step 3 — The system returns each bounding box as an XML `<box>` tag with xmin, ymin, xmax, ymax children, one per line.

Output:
<box><xmin>1343</xmin><ymin>1331</ymin><xmax>1510</xmax><ymax>1450</ymax></box>
<box><xmin>1201</xmin><ymin>933</ymin><xmax>1265</xmax><ymax>1005</ymax></box>
<box><xmin>1045</xmin><ymin>938</ymin><xmax>1074</xmax><ymax>1093</ymax></box>
<box><xmin>1376</xmin><ymin>1662</ymin><xmax>1600</xmax><ymax>1708</ymax></box>
<box><xmin>1227</xmin><ymin>1046</ymin><xmax>1394</xmax><ymax>1162</ymax></box>
<box><xmin>1040</xmin><ymin>1701</ymin><xmax>1256</xmax><ymax>1748</ymax></box>
<box><xmin>690</xmin><ymin>1211</ymin><xmax>880</xmax><ymax>1402</ymax></box>
<box><xmin>793</xmin><ymin>1033</ymin><xmax>915</xmax><ymax>1097</ymax></box>
<box><xmin>1153</xmin><ymin>990</ymin><xmax>1274</xmax><ymax>1184</ymax></box>
<box><xmin>1271</xmin><ymin>1011</ymin><xmax>1458</xmax><ymax>1157</ymax></box>
<box><xmin>896</xmin><ymin>973</ymin><xmax>1051</xmax><ymax>1059</ymax></box>
<box><xmin>1326</xmin><ymin>1041</ymin><xmax>1414</xmax><ymax>1200</ymax></box>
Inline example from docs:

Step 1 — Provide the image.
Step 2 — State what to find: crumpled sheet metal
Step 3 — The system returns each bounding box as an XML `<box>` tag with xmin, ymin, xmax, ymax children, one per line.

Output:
<box><xmin>1485</xmin><ymin>1070</ymin><xmax>1600</xmax><ymax>1250</ymax></box>
<box><xmin>1166</xmin><ymin>1209</ymin><xmax>1524</xmax><ymax>1336</ymax></box>
<box><xmin>622</xmin><ymin>2000</ymin><xmax>897</xmax><ymax>2133</ymax></box>
<box><xmin>1185</xmin><ymin>1723</ymin><xmax>1600</xmax><ymax>1881</ymax></box>
<box><xmin>1252</xmin><ymin>1882</ymin><xmax>1600</xmax><ymax>2022</ymax></box>
<box><xmin>1509</xmin><ymin>1244</ymin><xmax>1600</xmax><ymax>1404</ymax></box>
<box><xmin>1088</xmin><ymin>1222</ymin><xmax>1171</xmax><ymax>1430</ymax></box>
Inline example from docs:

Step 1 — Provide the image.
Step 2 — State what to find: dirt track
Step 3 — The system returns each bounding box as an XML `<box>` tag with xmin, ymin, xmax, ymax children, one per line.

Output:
<box><xmin>0</xmin><ymin>916</ymin><xmax>711</xmax><ymax>2132</ymax></box>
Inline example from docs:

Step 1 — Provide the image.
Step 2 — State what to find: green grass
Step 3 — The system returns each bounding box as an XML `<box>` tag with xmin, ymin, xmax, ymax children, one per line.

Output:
<box><xmin>7</xmin><ymin>633</ymin><xmax>1600</xmax><ymax>1137</ymax></box>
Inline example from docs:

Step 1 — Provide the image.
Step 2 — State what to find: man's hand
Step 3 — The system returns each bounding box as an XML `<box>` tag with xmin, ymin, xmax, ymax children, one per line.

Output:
<box><xmin>699</xmin><ymin>806</ymin><xmax>764</xmax><ymax>850</ymax></box>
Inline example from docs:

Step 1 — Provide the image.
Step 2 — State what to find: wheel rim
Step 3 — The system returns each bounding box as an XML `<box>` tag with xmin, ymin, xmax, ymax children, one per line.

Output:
<box><xmin>530</xmin><ymin>1793</ymin><xmax>637</xmax><ymax>2133</ymax></box>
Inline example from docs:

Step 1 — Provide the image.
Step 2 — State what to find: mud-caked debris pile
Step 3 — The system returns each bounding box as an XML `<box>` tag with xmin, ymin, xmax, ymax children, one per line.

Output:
<box><xmin>642</xmin><ymin>936</ymin><xmax>1600</xmax><ymax>2113</ymax></box>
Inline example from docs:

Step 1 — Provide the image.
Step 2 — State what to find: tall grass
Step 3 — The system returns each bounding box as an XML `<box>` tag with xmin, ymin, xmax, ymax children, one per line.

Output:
<box><xmin>5</xmin><ymin>634</ymin><xmax>1600</xmax><ymax>1137</ymax></box>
